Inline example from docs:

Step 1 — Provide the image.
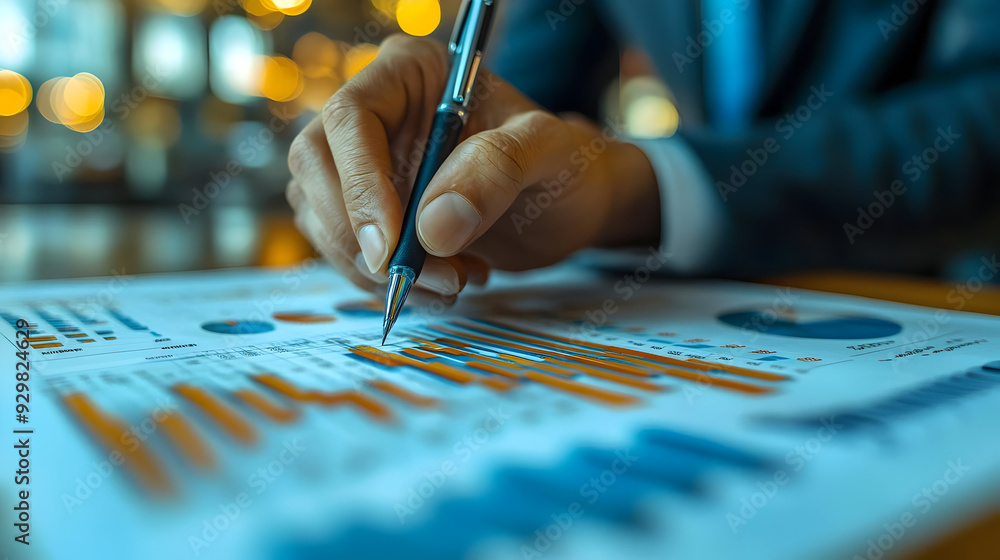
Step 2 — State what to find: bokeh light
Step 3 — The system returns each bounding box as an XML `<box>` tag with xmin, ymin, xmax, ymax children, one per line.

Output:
<box><xmin>371</xmin><ymin>0</ymin><xmax>396</xmax><ymax>19</ymax></box>
<box><xmin>0</xmin><ymin>111</ymin><xmax>29</xmax><ymax>150</ymax></box>
<box><xmin>262</xmin><ymin>0</ymin><xmax>311</xmax><ymax>16</ymax></box>
<box><xmin>127</xmin><ymin>98</ymin><xmax>182</xmax><ymax>148</ymax></box>
<box><xmin>0</xmin><ymin>70</ymin><xmax>32</xmax><ymax>117</ymax></box>
<box><xmin>38</xmin><ymin>73</ymin><xmax>107</xmax><ymax>133</ymax></box>
<box><xmin>257</xmin><ymin>55</ymin><xmax>303</xmax><ymax>102</ymax></box>
<box><xmin>293</xmin><ymin>33</ymin><xmax>342</xmax><ymax>79</ymax></box>
<box><xmin>626</xmin><ymin>96</ymin><xmax>680</xmax><ymax>138</ymax></box>
<box><xmin>345</xmin><ymin>44</ymin><xmax>380</xmax><ymax>79</ymax></box>
<box><xmin>240</xmin><ymin>0</ymin><xmax>274</xmax><ymax>16</ymax></box>
<box><xmin>247</xmin><ymin>10</ymin><xmax>285</xmax><ymax>30</ymax></box>
<box><xmin>148</xmin><ymin>0</ymin><xmax>210</xmax><ymax>16</ymax></box>
<box><xmin>396</xmin><ymin>0</ymin><xmax>440</xmax><ymax>37</ymax></box>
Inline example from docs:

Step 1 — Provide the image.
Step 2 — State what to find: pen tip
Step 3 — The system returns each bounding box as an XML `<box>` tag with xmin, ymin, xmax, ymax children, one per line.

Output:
<box><xmin>382</xmin><ymin>267</ymin><xmax>414</xmax><ymax>346</ymax></box>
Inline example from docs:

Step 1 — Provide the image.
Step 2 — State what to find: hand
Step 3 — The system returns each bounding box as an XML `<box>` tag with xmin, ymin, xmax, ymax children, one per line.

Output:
<box><xmin>286</xmin><ymin>34</ymin><xmax>661</xmax><ymax>299</ymax></box>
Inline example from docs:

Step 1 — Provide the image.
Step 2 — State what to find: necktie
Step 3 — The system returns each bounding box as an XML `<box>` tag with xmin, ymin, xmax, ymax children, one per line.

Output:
<box><xmin>702</xmin><ymin>0</ymin><xmax>763</xmax><ymax>132</ymax></box>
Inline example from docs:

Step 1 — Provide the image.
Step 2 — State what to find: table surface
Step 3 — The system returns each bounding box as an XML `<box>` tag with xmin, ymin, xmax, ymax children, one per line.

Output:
<box><xmin>761</xmin><ymin>273</ymin><xmax>1000</xmax><ymax>560</ymax></box>
<box><xmin>6</xmin><ymin>207</ymin><xmax>999</xmax><ymax>558</ymax></box>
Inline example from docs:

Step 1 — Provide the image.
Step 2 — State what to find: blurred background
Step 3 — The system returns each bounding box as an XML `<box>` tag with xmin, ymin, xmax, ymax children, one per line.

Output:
<box><xmin>0</xmin><ymin>0</ymin><xmax>681</xmax><ymax>282</ymax></box>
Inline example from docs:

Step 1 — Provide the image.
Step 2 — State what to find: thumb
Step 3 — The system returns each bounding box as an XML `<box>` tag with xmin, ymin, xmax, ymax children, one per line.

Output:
<box><xmin>415</xmin><ymin>110</ymin><xmax>576</xmax><ymax>257</ymax></box>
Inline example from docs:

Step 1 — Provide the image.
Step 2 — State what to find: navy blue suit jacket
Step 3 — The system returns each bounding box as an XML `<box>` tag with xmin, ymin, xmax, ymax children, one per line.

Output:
<box><xmin>490</xmin><ymin>0</ymin><xmax>1000</xmax><ymax>276</ymax></box>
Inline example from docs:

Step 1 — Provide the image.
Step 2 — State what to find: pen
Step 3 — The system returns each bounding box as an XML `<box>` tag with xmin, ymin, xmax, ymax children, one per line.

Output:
<box><xmin>382</xmin><ymin>0</ymin><xmax>496</xmax><ymax>344</ymax></box>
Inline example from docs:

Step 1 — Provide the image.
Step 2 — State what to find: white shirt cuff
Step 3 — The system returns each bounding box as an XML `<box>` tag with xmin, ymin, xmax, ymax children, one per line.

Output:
<box><xmin>630</xmin><ymin>136</ymin><xmax>729</xmax><ymax>275</ymax></box>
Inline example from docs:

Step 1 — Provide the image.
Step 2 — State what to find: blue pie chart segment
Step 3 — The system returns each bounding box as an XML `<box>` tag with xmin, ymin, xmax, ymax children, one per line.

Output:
<box><xmin>201</xmin><ymin>320</ymin><xmax>275</xmax><ymax>335</ymax></box>
<box><xmin>717</xmin><ymin>311</ymin><xmax>902</xmax><ymax>340</ymax></box>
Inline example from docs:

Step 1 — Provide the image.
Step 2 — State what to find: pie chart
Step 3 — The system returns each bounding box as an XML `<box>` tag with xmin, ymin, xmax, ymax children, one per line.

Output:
<box><xmin>335</xmin><ymin>300</ymin><xmax>410</xmax><ymax>318</ymax></box>
<box><xmin>201</xmin><ymin>320</ymin><xmax>275</xmax><ymax>335</ymax></box>
<box><xmin>273</xmin><ymin>311</ymin><xmax>337</xmax><ymax>324</ymax></box>
<box><xmin>717</xmin><ymin>309</ymin><xmax>902</xmax><ymax>340</ymax></box>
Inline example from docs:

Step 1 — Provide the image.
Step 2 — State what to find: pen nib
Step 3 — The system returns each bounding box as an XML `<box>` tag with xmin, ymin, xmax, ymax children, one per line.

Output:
<box><xmin>381</xmin><ymin>267</ymin><xmax>414</xmax><ymax>345</ymax></box>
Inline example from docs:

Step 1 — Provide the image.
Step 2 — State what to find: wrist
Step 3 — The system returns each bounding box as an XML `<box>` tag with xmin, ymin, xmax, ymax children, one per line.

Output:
<box><xmin>596</xmin><ymin>140</ymin><xmax>662</xmax><ymax>248</ymax></box>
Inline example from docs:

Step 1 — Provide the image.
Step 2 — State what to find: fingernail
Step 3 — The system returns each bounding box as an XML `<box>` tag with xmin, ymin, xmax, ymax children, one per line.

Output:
<box><xmin>418</xmin><ymin>192</ymin><xmax>482</xmax><ymax>255</ymax></box>
<box><xmin>357</xmin><ymin>224</ymin><xmax>387</xmax><ymax>273</ymax></box>
<box><xmin>354</xmin><ymin>253</ymin><xmax>386</xmax><ymax>283</ymax></box>
<box><xmin>417</xmin><ymin>259</ymin><xmax>461</xmax><ymax>295</ymax></box>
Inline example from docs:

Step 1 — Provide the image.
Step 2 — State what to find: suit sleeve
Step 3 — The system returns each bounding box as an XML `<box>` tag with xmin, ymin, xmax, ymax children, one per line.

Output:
<box><xmin>675</xmin><ymin>0</ymin><xmax>1000</xmax><ymax>277</ymax></box>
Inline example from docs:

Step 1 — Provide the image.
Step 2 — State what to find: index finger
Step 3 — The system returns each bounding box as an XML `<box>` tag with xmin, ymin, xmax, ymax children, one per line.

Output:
<box><xmin>322</xmin><ymin>35</ymin><xmax>449</xmax><ymax>274</ymax></box>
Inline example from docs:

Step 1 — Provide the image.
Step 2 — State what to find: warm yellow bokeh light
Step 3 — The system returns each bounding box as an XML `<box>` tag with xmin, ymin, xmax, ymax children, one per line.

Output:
<box><xmin>298</xmin><ymin>75</ymin><xmax>342</xmax><ymax>112</ymax></box>
<box><xmin>258</xmin><ymin>56</ymin><xmax>304</xmax><ymax>102</ymax></box>
<box><xmin>293</xmin><ymin>33</ymin><xmax>342</xmax><ymax>79</ymax></box>
<box><xmin>0</xmin><ymin>111</ymin><xmax>29</xmax><ymax>137</ymax></box>
<box><xmin>371</xmin><ymin>0</ymin><xmax>396</xmax><ymax>17</ymax></box>
<box><xmin>0</xmin><ymin>70</ymin><xmax>32</xmax><ymax>117</ymax></box>
<box><xmin>248</xmin><ymin>10</ymin><xmax>284</xmax><ymax>29</ymax></box>
<box><xmin>0</xmin><ymin>111</ymin><xmax>29</xmax><ymax>150</ymax></box>
<box><xmin>63</xmin><ymin>73</ymin><xmax>105</xmax><ymax>119</ymax></box>
<box><xmin>128</xmin><ymin>97</ymin><xmax>182</xmax><ymax>147</ymax></box>
<box><xmin>240</xmin><ymin>0</ymin><xmax>274</xmax><ymax>16</ymax></box>
<box><xmin>152</xmin><ymin>0</ymin><xmax>210</xmax><ymax>16</ymax></box>
<box><xmin>262</xmin><ymin>0</ymin><xmax>311</xmax><ymax>16</ymax></box>
<box><xmin>345</xmin><ymin>44</ymin><xmax>379</xmax><ymax>79</ymax></box>
<box><xmin>396</xmin><ymin>0</ymin><xmax>440</xmax><ymax>36</ymax></box>
<box><xmin>625</xmin><ymin>95</ymin><xmax>680</xmax><ymax>138</ymax></box>
<box><xmin>64</xmin><ymin>107</ymin><xmax>106</xmax><ymax>133</ymax></box>
<box><xmin>38</xmin><ymin>74</ymin><xmax>107</xmax><ymax>133</ymax></box>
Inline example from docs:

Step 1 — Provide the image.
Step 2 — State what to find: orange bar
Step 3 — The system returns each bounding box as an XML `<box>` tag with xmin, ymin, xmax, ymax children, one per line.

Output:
<box><xmin>657</xmin><ymin>368</ymin><xmax>772</xmax><ymax>395</ymax></box>
<box><xmin>158</xmin><ymin>413</ymin><xmax>216</xmax><ymax>471</ymax></box>
<box><xmin>368</xmin><ymin>380</ymin><xmax>439</xmax><ymax>408</ymax></box>
<box><xmin>65</xmin><ymin>333</ymin><xmax>87</xmax><ymax>338</ymax></box>
<box><xmin>174</xmin><ymin>384</ymin><xmax>258</xmax><ymax>446</ymax></box>
<box><xmin>31</xmin><ymin>342</ymin><xmax>62</xmax><ymax>349</ymax></box>
<box><xmin>355</xmin><ymin>346</ymin><xmax>475</xmax><ymax>384</ymax></box>
<box><xmin>480</xmin><ymin>377</ymin><xmax>518</xmax><ymax>392</ymax></box>
<box><xmin>434</xmin><ymin>337</ymin><xmax>472</xmax><ymax>348</ymax></box>
<box><xmin>465</xmin><ymin>361</ymin><xmax>522</xmax><ymax>379</ymax></box>
<box><xmin>496</xmin><ymin>353</ymin><xmax>575</xmax><ymax>375</ymax></box>
<box><xmin>401</xmin><ymin>348</ymin><xmax>439</xmax><ymax>360</ymax></box>
<box><xmin>25</xmin><ymin>336</ymin><xmax>56</xmax><ymax>342</ymax></box>
<box><xmin>348</xmin><ymin>346</ymin><xmax>408</xmax><ymax>367</ymax></box>
<box><xmin>687</xmin><ymin>359</ymin><xmax>789</xmax><ymax>382</ymax></box>
<box><xmin>543</xmin><ymin>357</ymin><xmax>665</xmax><ymax>391</ymax></box>
<box><xmin>234</xmin><ymin>389</ymin><xmax>300</xmax><ymax>423</ymax></box>
<box><xmin>311</xmin><ymin>391</ymin><xmax>393</xmax><ymax>422</ymax></box>
<box><xmin>523</xmin><ymin>372</ymin><xmax>638</xmax><ymax>406</ymax></box>
<box><xmin>427</xmin><ymin>346</ymin><xmax>525</xmax><ymax>370</ymax></box>
<box><xmin>253</xmin><ymin>373</ymin><xmax>312</xmax><ymax>401</ymax></box>
<box><xmin>61</xmin><ymin>393</ymin><xmax>173</xmax><ymax>495</ymax></box>
<box><xmin>439</xmin><ymin>324</ymin><xmax>655</xmax><ymax>377</ymax></box>
<box><xmin>476</xmin><ymin>320</ymin><xmax>693</xmax><ymax>368</ymax></box>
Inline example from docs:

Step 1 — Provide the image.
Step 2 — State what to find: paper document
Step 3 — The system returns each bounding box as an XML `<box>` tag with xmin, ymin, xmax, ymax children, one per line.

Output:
<box><xmin>3</xmin><ymin>263</ymin><xmax>999</xmax><ymax>559</ymax></box>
